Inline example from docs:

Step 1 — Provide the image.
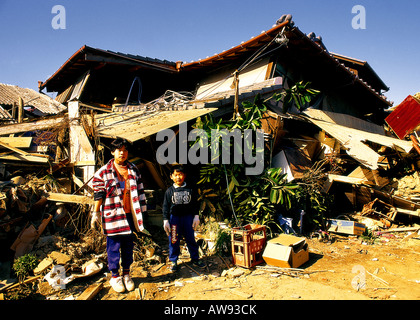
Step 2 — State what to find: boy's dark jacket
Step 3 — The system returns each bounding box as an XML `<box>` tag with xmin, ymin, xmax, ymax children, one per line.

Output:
<box><xmin>162</xmin><ymin>183</ymin><xmax>199</xmax><ymax>220</ymax></box>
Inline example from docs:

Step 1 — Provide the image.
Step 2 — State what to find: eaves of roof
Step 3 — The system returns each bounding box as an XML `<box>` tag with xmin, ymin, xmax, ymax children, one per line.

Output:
<box><xmin>40</xmin><ymin>45</ymin><xmax>178</xmax><ymax>93</ymax></box>
<box><xmin>179</xmin><ymin>20</ymin><xmax>291</xmax><ymax>71</ymax></box>
<box><xmin>330</xmin><ymin>52</ymin><xmax>389</xmax><ymax>92</ymax></box>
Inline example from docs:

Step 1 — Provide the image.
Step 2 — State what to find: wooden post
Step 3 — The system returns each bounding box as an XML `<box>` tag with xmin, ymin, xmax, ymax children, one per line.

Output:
<box><xmin>233</xmin><ymin>71</ymin><xmax>239</xmax><ymax>118</ymax></box>
<box><xmin>12</xmin><ymin>102</ymin><xmax>16</xmax><ymax>119</ymax></box>
<box><xmin>55</xmin><ymin>128</ymin><xmax>66</xmax><ymax>161</ymax></box>
<box><xmin>68</xmin><ymin>101</ymin><xmax>96</xmax><ymax>188</ymax></box>
<box><xmin>18</xmin><ymin>97</ymin><xmax>24</xmax><ymax>123</ymax></box>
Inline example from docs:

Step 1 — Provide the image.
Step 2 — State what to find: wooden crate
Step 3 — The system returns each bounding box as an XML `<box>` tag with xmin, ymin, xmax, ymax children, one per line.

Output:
<box><xmin>231</xmin><ymin>224</ymin><xmax>267</xmax><ymax>268</ymax></box>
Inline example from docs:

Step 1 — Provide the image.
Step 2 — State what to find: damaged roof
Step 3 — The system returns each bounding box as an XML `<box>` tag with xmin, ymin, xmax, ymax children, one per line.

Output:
<box><xmin>178</xmin><ymin>19</ymin><xmax>391</xmax><ymax>109</ymax></box>
<box><xmin>40</xmin><ymin>17</ymin><xmax>390</xmax><ymax>109</ymax></box>
<box><xmin>39</xmin><ymin>45</ymin><xmax>178</xmax><ymax>93</ymax></box>
<box><xmin>0</xmin><ymin>83</ymin><xmax>66</xmax><ymax>115</ymax></box>
<box><xmin>179</xmin><ymin>20</ymin><xmax>291</xmax><ymax>71</ymax></box>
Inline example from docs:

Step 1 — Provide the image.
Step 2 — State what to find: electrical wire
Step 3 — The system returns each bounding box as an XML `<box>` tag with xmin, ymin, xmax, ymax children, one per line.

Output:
<box><xmin>196</xmin><ymin>27</ymin><xmax>288</xmax><ymax>102</ymax></box>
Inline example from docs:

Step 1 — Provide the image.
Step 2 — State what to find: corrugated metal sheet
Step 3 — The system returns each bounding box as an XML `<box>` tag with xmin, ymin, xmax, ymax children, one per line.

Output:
<box><xmin>0</xmin><ymin>83</ymin><xmax>66</xmax><ymax>115</ymax></box>
<box><xmin>385</xmin><ymin>95</ymin><xmax>420</xmax><ymax>139</ymax></box>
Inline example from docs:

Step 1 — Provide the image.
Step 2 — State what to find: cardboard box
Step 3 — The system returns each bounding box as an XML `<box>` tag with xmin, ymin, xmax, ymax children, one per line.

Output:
<box><xmin>327</xmin><ymin>219</ymin><xmax>366</xmax><ymax>235</ymax></box>
<box><xmin>262</xmin><ymin>234</ymin><xmax>309</xmax><ymax>268</ymax></box>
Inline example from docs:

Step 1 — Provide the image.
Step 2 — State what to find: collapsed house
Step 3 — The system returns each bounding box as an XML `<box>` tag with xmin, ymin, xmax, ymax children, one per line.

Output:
<box><xmin>1</xmin><ymin>15</ymin><xmax>419</xmax><ymax>267</ymax></box>
<box><xmin>35</xmin><ymin>16</ymin><xmax>394</xmax><ymax>180</ymax></box>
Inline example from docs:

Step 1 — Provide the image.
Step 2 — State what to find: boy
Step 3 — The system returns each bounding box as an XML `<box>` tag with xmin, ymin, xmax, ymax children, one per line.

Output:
<box><xmin>162</xmin><ymin>165</ymin><xmax>205</xmax><ymax>272</ymax></box>
<box><xmin>91</xmin><ymin>138</ymin><xmax>147</xmax><ymax>293</ymax></box>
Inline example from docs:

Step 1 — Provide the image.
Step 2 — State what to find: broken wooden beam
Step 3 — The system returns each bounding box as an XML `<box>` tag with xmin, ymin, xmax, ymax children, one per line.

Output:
<box><xmin>0</xmin><ymin>155</ymin><xmax>49</xmax><ymax>163</ymax></box>
<box><xmin>395</xmin><ymin>208</ymin><xmax>420</xmax><ymax>217</ymax></box>
<box><xmin>0</xmin><ymin>275</ymin><xmax>43</xmax><ymax>293</ymax></box>
<box><xmin>46</xmin><ymin>192</ymin><xmax>94</xmax><ymax>205</ymax></box>
<box><xmin>0</xmin><ymin>115</ymin><xmax>66</xmax><ymax>136</ymax></box>
<box><xmin>378</xmin><ymin>227</ymin><xmax>420</xmax><ymax>234</ymax></box>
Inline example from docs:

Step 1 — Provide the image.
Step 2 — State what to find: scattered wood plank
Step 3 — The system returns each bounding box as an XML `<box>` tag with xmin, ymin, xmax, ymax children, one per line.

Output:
<box><xmin>217</xmin><ymin>254</ymin><xmax>231</xmax><ymax>269</ymax></box>
<box><xmin>324</xmin><ymin>174</ymin><xmax>369</xmax><ymax>193</ymax></box>
<box><xmin>0</xmin><ymin>281</ymin><xmax>18</xmax><ymax>293</ymax></box>
<box><xmin>0</xmin><ymin>275</ymin><xmax>43</xmax><ymax>292</ymax></box>
<box><xmin>0</xmin><ymin>153</ymin><xmax>50</xmax><ymax>163</ymax></box>
<box><xmin>378</xmin><ymin>227</ymin><xmax>420</xmax><ymax>234</ymax></box>
<box><xmin>349</xmin><ymin>185</ymin><xmax>420</xmax><ymax>214</ymax></box>
<box><xmin>395</xmin><ymin>208</ymin><xmax>420</xmax><ymax>217</ymax></box>
<box><xmin>153</xmin><ymin>263</ymin><xmax>165</xmax><ymax>272</ymax></box>
<box><xmin>0</xmin><ymin>137</ymin><xmax>32</xmax><ymax>148</ymax></box>
<box><xmin>256</xmin><ymin>265</ymin><xmax>335</xmax><ymax>275</ymax></box>
<box><xmin>158</xmin><ymin>283</ymin><xmax>175</xmax><ymax>289</ymax></box>
<box><xmin>46</xmin><ymin>192</ymin><xmax>94</xmax><ymax>205</ymax></box>
<box><xmin>76</xmin><ymin>282</ymin><xmax>103</xmax><ymax>300</ymax></box>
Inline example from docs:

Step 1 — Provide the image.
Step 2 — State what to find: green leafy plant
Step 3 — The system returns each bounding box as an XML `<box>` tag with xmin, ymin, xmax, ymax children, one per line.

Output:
<box><xmin>13</xmin><ymin>254</ymin><xmax>38</xmax><ymax>283</ymax></box>
<box><xmin>274</xmin><ymin>81</ymin><xmax>320</xmax><ymax>113</ymax></box>
<box><xmin>214</xmin><ymin>228</ymin><xmax>231</xmax><ymax>256</ymax></box>
<box><xmin>262</xmin><ymin>168</ymin><xmax>299</xmax><ymax>208</ymax></box>
<box><xmin>193</xmin><ymin>96</ymin><xmax>287</xmax><ymax>228</ymax></box>
<box><xmin>233</xmin><ymin>167</ymin><xmax>299</xmax><ymax>234</ymax></box>
<box><xmin>192</xmin><ymin>85</ymin><xmax>328</xmax><ymax>235</ymax></box>
<box><xmin>232</xmin><ymin>96</ymin><xmax>266</xmax><ymax>130</ymax></box>
<box><xmin>360</xmin><ymin>228</ymin><xmax>378</xmax><ymax>245</ymax></box>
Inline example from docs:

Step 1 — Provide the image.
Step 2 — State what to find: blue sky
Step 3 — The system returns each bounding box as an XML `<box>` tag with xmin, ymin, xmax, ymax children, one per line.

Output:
<box><xmin>1</xmin><ymin>0</ymin><xmax>419</xmax><ymax>106</ymax></box>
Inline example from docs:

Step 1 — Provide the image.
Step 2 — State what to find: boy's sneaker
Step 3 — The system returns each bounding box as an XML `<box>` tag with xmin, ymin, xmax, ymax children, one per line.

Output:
<box><xmin>123</xmin><ymin>274</ymin><xmax>135</xmax><ymax>292</ymax></box>
<box><xmin>110</xmin><ymin>276</ymin><xmax>125</xmax><ymax>293</ymax></box>
<box><xmin>169</xmin><ymin>261</ymin><xmax>178</xmax><ymax>272</ymax></box>
<box><xmin>192</xmin><ymin>259</ymin><xmax>206</xmax><ymax>269</ymax></box>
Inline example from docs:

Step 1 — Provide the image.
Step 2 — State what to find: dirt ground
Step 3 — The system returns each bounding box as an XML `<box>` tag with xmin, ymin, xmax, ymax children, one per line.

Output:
<box><xmin>87</xmin><ymin>229</ymin><xmax>419</xmax><ymax>301</ymax></box>
<box><xmin>3</xmin><ymin>226</ymin><xmax>419</xmax><ymax>302</ymax></box>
